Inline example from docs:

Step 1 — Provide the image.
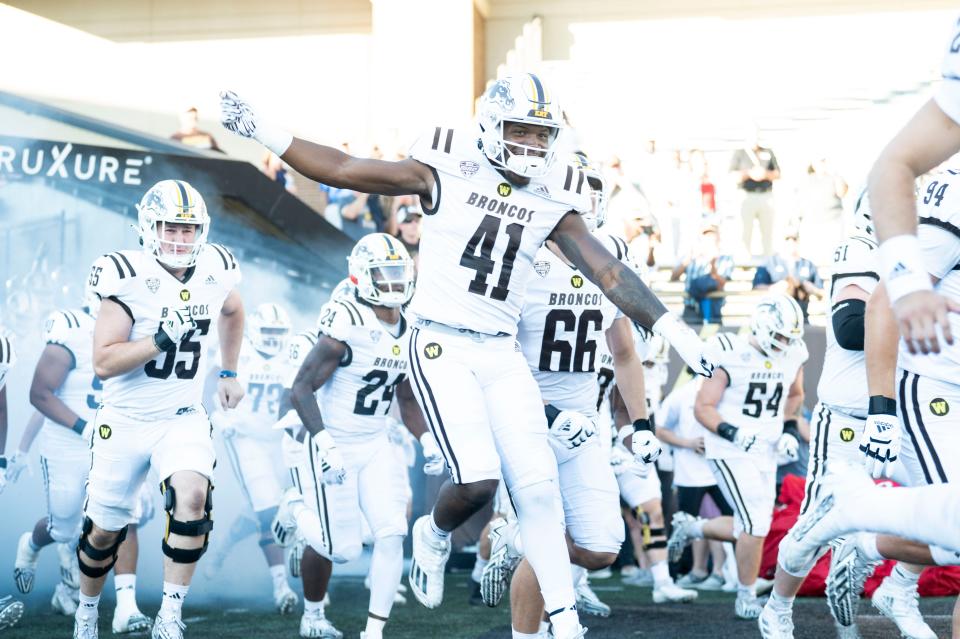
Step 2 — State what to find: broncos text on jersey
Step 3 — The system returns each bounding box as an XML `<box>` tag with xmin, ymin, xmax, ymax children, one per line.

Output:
<box><xmin>407</xmin><ymin>126</ymin><xmax>592</xmax><ymax>337</ymax></box>
<box><xmin>315</xmin><ymin>296</ymin><xmax>409</xmax><ymax>445</ymax></box>
<box><xmin>88</xmin><ymin>243</ymin><xmax>241</xmax><ymax>420</ymax></box>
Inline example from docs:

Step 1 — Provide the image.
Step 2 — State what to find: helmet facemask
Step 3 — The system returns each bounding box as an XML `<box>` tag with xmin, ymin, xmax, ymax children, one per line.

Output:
<box><xmin>348</xmin><ymin>234</ymin><xmax>416</xmax><ymax>309</ymax></box>
<box><xmin>137</xmin><ymin>180</ymin><xmax>210</xmax><ymax>269</ymax></box>
<box><xmin>248</xmin><ymin>303</ymin><xmax>292</xmax><ymax>357</ymax></box>
<box><xmin>751</xmin><ymin>296</ymin><xmax>804</xmax><ymax>359</ymax></box>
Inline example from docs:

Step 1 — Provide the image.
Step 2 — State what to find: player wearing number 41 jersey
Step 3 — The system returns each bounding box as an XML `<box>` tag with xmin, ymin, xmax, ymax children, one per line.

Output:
<box><xmin>75</xmin><ymin>179</ymin><xmax>245</xmax><ymax>639</ymax></box>
<box><xmin>221</xmin><ymin>73</ymin><xmax>715</xmax><ymax>639</ymax></box>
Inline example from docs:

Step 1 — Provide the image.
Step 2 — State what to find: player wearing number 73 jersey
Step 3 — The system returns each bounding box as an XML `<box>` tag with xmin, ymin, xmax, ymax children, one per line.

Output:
<box><xmin>221</xmin><ymin>73</ymin><xmax>716</xmax><ymax>639</ymax></box>
<box><xmin>77</xmin><ymin>179</ymin><xmax>245</xmax><ymax>639</ymax></box>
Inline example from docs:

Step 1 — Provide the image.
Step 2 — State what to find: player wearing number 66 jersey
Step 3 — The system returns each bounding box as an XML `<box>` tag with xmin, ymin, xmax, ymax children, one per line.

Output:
<box><xmin>76</xmin><ymin>179</ymin><xmax>245</xmax><ymax>639</ymax></box>
<box><xmin>670</xmin><ymin>295</ymin><xmax>807</xmax><ymax>622</ymax></box>
<box><xmin>274</xmin><ymin>234</ymin><xmax>429</xmax><ymax>639</ymax></box>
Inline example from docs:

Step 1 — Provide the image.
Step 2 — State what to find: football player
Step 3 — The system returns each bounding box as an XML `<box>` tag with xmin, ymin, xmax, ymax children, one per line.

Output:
<box><xmin>272</xmin><ymin>234</ymin><xmax>426</xmax><ymax>639</ymax></box>
<box><xmin>669</xmin><ymin>295</ymin><xmax>806</xmax><ymax>620</ymax></box>
<box><xmin>74</xmin><ymin>179</ymin><xmax>244</xmax><ymax>639</ymax></box>
<box><xmin>781</xmin><ymin>170</ymin><xmax>960</xmax><ymax>637</ymax></box>
<box><xmin>221</xmin><ymin>74</ymin><xmax>716</xmax><ymax>639</ymax></box>
<box><xmin>867</xmin><ymin>16</ymin><xmax>960</xmax><ymax>355</ymax></box>
<box><xmin>15</xmin><ymin>287</ymin><xmax>151</xmax><ymax>631</ymax></box>
<box><xmin>208</xmin><ymin>302</ymin><xmax>298</xmax><ymax>613</ymax></box>
<box><xmin>0</xmin><ymin>332</ymin><xmax>24</xmax><ymax>632</ymax></box>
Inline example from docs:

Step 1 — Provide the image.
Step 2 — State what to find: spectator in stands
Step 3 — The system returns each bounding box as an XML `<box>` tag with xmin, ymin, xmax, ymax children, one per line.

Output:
<box><xmin>797</xmin><ymin>157</ymin><xmax>848</xmax><ymax>265</ymax></box>
<box><xmin>260</xmin><ymin>151</ymin><xmax>298</xmax><ymax>194</ymax></box>
<box><xmin>671</xmin><ymin>225</ymin><xmax>735</xmax><ymax>324</ymax></box>
<box><xmin>729</xmin><ymin>128</ymin><xmax>780</xmax><ymax>258</ymax></box>
<box><xmin>689</xmin><ymin>149</ymin><xmax>717</xmax><ymax>219</ymax></box>
<box><xmin>394</xmin><ymin>203</ymin><xmax>423</xmax><ymax>268</ymax></box>
<box><xmin>752</xmin><ymin>229</ymin><xmax>824</xmax><ymax>323</ymax></box>
<box><xmin>170</xmin><ymin>106</ymin><xmax>222</xmax><ymax>151</ymax></box>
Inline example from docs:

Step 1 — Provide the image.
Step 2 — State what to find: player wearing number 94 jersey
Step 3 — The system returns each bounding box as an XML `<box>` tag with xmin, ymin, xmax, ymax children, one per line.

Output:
<box><xmin>221</xmin><ymin>73</ymin><xmax>715</xmax><ymax>638</ymax></box>
<box><xmin>76</xmin><ymin>179</ymin><xmax>245</xmax><ymax>639</ymax></box>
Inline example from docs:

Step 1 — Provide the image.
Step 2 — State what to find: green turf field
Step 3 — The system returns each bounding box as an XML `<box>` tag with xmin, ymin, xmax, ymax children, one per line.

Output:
<box><xmin>7</xmin><ymin>572</ymin><xmax>955</xmax><ymax>638</ymax></box>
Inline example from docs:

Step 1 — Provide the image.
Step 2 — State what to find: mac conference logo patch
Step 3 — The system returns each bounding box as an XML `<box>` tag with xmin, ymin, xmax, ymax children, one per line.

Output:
<box><xmin>930</xmin><ymin>397</ymin><xmax>949</xmax><ymax>416</ymax></box>
<box><xmin>424</xmin><ymin>343</ymin><xmax>443</xmax><ymax>359</ymax></box>
<box><xmin>98</xmin><ymin>424</ymin><xmax>112</xmax><ymax>440</ymax></box>
<box><xmin>497</xmin><ymin>182</ymin><xmax>512</xmax><ymax>197</ymax></box>
<box><xmin>839</xmin><ymin>427</ymin><xmax>855</xmax><ymax>443</ymax></box>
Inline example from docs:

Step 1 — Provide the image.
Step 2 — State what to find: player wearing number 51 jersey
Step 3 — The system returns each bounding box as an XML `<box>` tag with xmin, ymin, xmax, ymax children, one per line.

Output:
<box><xmin>221</xmin><ymin>73</ymin><xmax>716</xmax><ymax>639</ymax></box>
<box><xmin>75</xmin><ymin>179</ymin><xmax>245</xmax><ymax>639</ymax></box>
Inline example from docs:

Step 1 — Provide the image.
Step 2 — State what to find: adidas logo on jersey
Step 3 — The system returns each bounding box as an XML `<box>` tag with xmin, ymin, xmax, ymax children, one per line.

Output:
<box><xmin>889</xmin><ymin>262</ymin><xmax>910</xmax><ymax>279</ymax></box>
<box><xmin>205</xmin><ymin>274</ymin><xmax>218</xmax><ymax>285</ymax></box>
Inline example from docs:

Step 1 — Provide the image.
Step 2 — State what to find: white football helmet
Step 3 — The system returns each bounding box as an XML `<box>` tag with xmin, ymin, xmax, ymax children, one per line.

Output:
<box><xmin>136</xmin><ymin>179</ymin><xmax>210</xmax><ymax>268</ymax></box>
<box><xmin>750</xmin><ymin>294</ymin><xmax>804</xmax><ymax>358</ymax></box>
<box><xmin>477</xmin><ymin>72</ymin><xmax>564</xmax><ymax>179</ymax></box>
<box><xmin>571</xmin><ymin>152</ymin><xmax>608</xmax><ymax>230</ymax></box>
<box><xmin>851</xmin><ymin>188</ymin><xmax>874</xmax><ymax>237</ymax></box>
<box><xmin>330</xmin><ymin>277</ymin><xmax>357</xmax><ymax>302</ymax></box>
<box><xmin>247</xmin><ymin>303</ymin><xmax>292</xmax><ymax>356</ymax></box>
<box><xmin>347</xmin><ymin>233</ymin><xmax>415</xmax><ymax>308</ymax></box>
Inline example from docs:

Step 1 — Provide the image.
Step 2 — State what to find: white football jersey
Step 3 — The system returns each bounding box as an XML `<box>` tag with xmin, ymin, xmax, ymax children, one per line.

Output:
<box><xmin>408</xmin><ymin>126</ymin><xmax>592</xmax><ymax>336</ymax></box>
<box><xmin>214</xmin><ymin>338</ymin><xmax>290</xmax><ymax>439</ymax></box>
<box><xmin>284</xmin><ymin>330</ymin><xmax>319</xmax><ymax>388</ymax></box>
<box><xmin>40</xmin><ymin>308</ymin><xmax>99</xmax><ymax>445</ymax></box>
<box><xmin>704</xmin><ymin>332</ymin><xmax>807</xmax><ymax>459</ymax></box>
<box><xmin>935</xmin><ymin>16</ymin><xmax>960</xmax><ymax>126</ymax></box>
<box><xmin>315</xmin><ymin>297</ymin><xmax>409</xmax><ymax>445</ymax></box>
<box><xmin>517</xmin><ymin>233</ymin><xmax>629</xmax><ymax>417</ymax></box>
<box><xmin>0</xmin><ymin>333</ymin><xmax>14</xmax><ymax>391</ymax></box>
<box><xmin>898</xmin><ymin>169</ymin><xmax>960</xmax><ymax>383</ymax></box>
<box><xmin>89</xmin><ymin>244</ymin><xmax>241</xmax><ymax>420</ymax></box>
<box><xmin>816</xmin><ymin>232</ymin><xmax>878</xmax><ymax>417</ymax></box>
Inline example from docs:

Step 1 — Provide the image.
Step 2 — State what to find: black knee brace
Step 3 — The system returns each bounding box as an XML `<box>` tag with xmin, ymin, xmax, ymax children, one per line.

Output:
<box><xmin>646</xmin><ymin>528</ymin><xmax>667</xmax><ymax>550</ymax></box>
<box><xmin>77</xmin><ymin>517</ymin><xmax>128</xmax><ymax>578</ymax></box>
<box><xmin>160</xmin><ymin>479</ymin><xmax>214</xmax><ymax>564</ymax></box>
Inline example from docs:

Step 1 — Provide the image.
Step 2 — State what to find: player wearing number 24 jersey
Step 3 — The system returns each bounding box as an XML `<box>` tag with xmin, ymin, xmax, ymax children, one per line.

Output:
<box><xmin>220</xmin><ymin>73</ymin><xmax>715</xmax><ymax>639</ymax></box>
<box><xmin>76</xmin><ymin>179</ymin><xmax>245</xmax><ymax>639</ymax></box>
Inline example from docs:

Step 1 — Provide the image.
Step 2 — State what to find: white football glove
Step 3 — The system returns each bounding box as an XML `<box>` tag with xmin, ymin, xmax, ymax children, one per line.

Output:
<box><xmin>549</xmin><ymin>410</ymin><xmax>597</xmax><ymax>450</ymax></box>
<box><xmin>306</xmin><ymin>430</ymin><xmax>346</xmax><ymax>485</ymax></box>
<box><xmin>155</xmin><ymin>307</ymin><xmax>196</xmax><ymax>350</ymax></box>
<box><xmin>860</xmin><ymin>412</ymin><xmax>901</xmax><ymax>479</ymax></box>
<box><xmin>209</xmin><ymin>411</ymin><xmax>236</xmax><ymax>439</ymax></box>
<box><xmin>609</xmin><ymin>444</ymin><xmax>634</xmax><ymax>476</ymax></box>
<box><xmin>776</xmin><ymin>433</ymin><xmax>800</xmax><ymax>465</ymax></box>
<box><xmin>717</xmin><ymin>422</ymin><xmax>757</xmax><ymax>453</ymax></box>
<box><xmin>6</xmin><ymin>452</ymin><xmax>27</xmax><ymax>485</ymax></box>
<box><xmin>652</xmin><ymin>313</ymin><xmax>717</xmax><ymax>378</ymax></box>
<box><xmin>219</xmin><ymin>90</ymin><xmax>293</xmax><ymax>156</ymax></box>
<box><xmin>419</xmin><ymin>433</ymin><xmax>446</xmax><ymax>476</ymax></box>
<box><xmin>629</xmin><ymin>430</ymin><xmax>663</xmax><ymax>465</ymax></box>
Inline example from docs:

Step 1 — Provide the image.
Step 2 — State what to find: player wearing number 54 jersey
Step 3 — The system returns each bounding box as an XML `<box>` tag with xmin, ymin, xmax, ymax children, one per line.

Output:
<box><xmin>74</xmin><ymin>180</ymin><xmax>245</xmax><ymax>639</ymax></box>
<box><xmin>221</xmin><ymin>73</ymin><xmax>716</xmax><ymax>639</ymax></box>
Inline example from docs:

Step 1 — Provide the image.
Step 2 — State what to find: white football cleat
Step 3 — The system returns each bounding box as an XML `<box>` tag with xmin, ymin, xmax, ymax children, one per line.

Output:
<box><xmin>299</xmin><ymin>610</ymin><xmax>343</xmax><ymax>638</ymax></box>
<box><xmin>826</xmin><ymin>536</ymin><xmax>875</xmax><ymax>628</ymax></box>
<box><xmin>112</xmin><ymin>608</ymin><xmax>152</xmax><ymax>634</ymax></box>
<box><xmin>73</xmin><ymin>614</ymin><xmax>99</xmax><ymax>639</ymax></box>
<box><xmin>667</xmin><ymin>512</ymin><xmax>702</xmax><ymax>563</ymax></box>
<box><xmin>871</xmin><ymin>576</ymin><xmax>937</xmax><ymax>639</ymax></box>
<box><xmin>575</xmin><ymin>577</ymin><xmax>610</xmax><ymax>617</ymax></box>
<box><xmin>652</xmin><ymin>581</ymin><xmax>698</xmax><ymax>603</ymax></box>
<box><xmin>0</xmin><ymin>595</ymin><xmax>24</xmax><ymax>631</ymax></box>
<box><xmin>13</xmin><ymin>531</ymin><xmax>39</xmax><ymax>594</ymax></box>
<box><xmin>275</xmin><ymin>583</ymin><xmax>299</xmax><ymax>615</ymax></box>
<box><xmin>52</xmin><ymin>582</ymin><xmax>79</xmax><ymax>615</ymax></box>
<box><xmin>757</xmin><ymin>600</ymin><xmax>794</xmax><ymax>639</ymax></box>
<box><xmin>735</xmin><ymin>591</ymin><xmax>763</xmax><ymax>620</ymax></box>
<box><xmin>58</xmin><ymin>542</ymin><xmax>81</xmax><ymax>590</ymax></box>
<box><xmin>151</xmin><ymin>615</ymin><xmax>185</xmax><ymax>639</ymax></box>
<box><xmin>272</xmin><ymin>488</ymin><xmax>303</xmax><ymax>547</ymax></box>
<box><xmin>479</xmin><ymin>517</ymin><xmax>521</xmax><ymax>608</ymax></box>
<box><xmin>408</xmin><ymin>515</ymin><xmax>451</xmax><ymax>609</ymax></box>
<box><xmin>622</xmin><ymin>568</ymin><xmax>653</xmax><ymax>587</ymax></box>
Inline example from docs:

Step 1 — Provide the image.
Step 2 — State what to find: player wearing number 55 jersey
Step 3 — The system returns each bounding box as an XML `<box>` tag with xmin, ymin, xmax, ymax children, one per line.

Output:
<box><xmin>670</xmin><ymin>295</ymin><xmax>807</xmax><ymax>621</ymax></box>
<box><xmin>221</xmin><ymin>73</ymin><xmax>715</xmax><ymax>639</ymax></box>
<box><xmin>74</xmin><ymin>180</ymin><xmax>245</xmax><ymax>639</ymax></box>
<box><xmin>273</xmin><ymin>234</ymin><xmax>429</xmax><ymax>639</ymax></box>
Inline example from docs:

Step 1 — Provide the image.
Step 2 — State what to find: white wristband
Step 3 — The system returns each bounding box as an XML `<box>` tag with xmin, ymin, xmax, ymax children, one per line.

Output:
<box><xmin>879</xmin><ymin>234</ymin><xmax>933</xmax><ymax>304</ymax></box>
<box><xmin>652</xmin><ymin>312</ymin><xmax>684</xmax><ymax>342</ymax></box>
<box><xmin>255</xmin><ymin>121</ymin><xmax>294</xmax><ymax>157</ymax></box>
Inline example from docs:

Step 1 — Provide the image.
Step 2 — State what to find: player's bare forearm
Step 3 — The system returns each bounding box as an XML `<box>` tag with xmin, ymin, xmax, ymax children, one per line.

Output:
<box><xmin>16</xmin><ymin>412</ymin><xmax>44</xmax><ymax>454</ymax></box>
<box><xmin>656</xmin><ymin>428</ymin><xmax>689</xmax><ymax>449</ymax></box>
<box><xmin>218</xmin><ymin>290</ymin><xmax>244</xmax><ymax>371</ymax></box>
<box><xmin>609</xmin><ymin>386</ymin><xmax>631</xmax><ymax>428</ymax></box>
<box><xmin>694</xmin><ymin>371</ymin><xmax>728</xmax><ymax>432</ymax></box>
<box><xmin>783</xmin><ymin>368</ymin><xmax>804</xmax><ymax>419</ymax></box>
<box><xmin>283</xmin><ymin>138</ymin><xmax>432</xmax><ymax>197</ymax></box>
<box><xmin>94</xmin><ymin>337</ymin><xmax>162</xmax><ymax>380</ymax></box>
<box><xmin>291</xmin><ymin>336</ymin><xmax>345</xmax><ymax>436</ymax></box>
<box><xmin>29</xmin><ymin>386</ymin><xmax>78</xmax><ymax>430</ymax></box>
<box><xmin>551</xmin><ymin>213</ymin><xmax>667</xmax><ymax>328</ymax></box>
<box><xmin>870</xmin><ymin>100</ymin><xmax>960</xmax><ymax>241</ymax></box>
<box><xmin>29</xmin><ymin>345</ymin><xmax>79</xmax><ymax>429</ymax></box>
<box><xmin>608</xmin><ymin>318</ymin><xmax>647</xmax><ymax>421</ymax></box>
<box><xmin>397</xmin><ymin>379</ymin><xmax>428</xmax><ymax>439</ymax></box>
<box><xmin>865</xmin><ymin>283</ymin><xmax>899</xmax><ymax>399</ymax></box>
